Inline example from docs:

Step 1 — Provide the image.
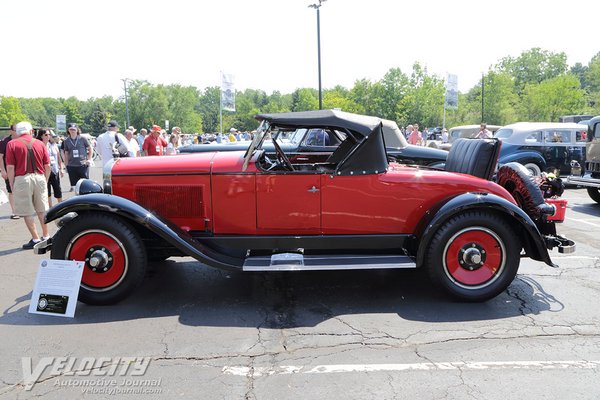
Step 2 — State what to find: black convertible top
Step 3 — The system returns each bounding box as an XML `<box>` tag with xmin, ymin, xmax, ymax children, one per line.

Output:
<box><xmin>255</xmin><ymin>109</ymin><xmax>382</xmax><ymax>138</ymax></box>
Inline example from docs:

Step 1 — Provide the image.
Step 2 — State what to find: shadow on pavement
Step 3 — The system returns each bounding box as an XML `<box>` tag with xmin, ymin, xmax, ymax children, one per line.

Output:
<box><xmin>0</xmin><ymin>259</ymin><xmax>562</xmax><ymax>328</ymax></box>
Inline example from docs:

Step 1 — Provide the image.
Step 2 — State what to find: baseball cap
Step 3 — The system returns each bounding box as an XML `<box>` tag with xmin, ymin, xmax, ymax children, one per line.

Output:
<box><xmin>108</xmin><ymin>120</ymin><xmax>120</xmax><ymax>128</ymax></box>
<box><xmin>67</xmin><ymin>123</ymin><xmax>78</xmax><ymax>129</ymax></box>
<box><xmin>15</xmin><ymin>121</ymin><xmax>33</xmax><ymax>135</ymax></box>
<box><xmin>151</xmin><ymin>125</ymin><xmax>162</xmax><ymax>133</ymax></box>
<box><xmin>230</xmin><ymin>128</ymin><xmax>237</xmax><ymax>132</ymax></box>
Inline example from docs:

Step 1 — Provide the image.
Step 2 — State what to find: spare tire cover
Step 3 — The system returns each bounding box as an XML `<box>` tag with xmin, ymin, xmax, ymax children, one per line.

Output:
<box><xmin>496</xmin><ymin>162</ymin><xmax>545</xmax><ymax>218</ymax></box>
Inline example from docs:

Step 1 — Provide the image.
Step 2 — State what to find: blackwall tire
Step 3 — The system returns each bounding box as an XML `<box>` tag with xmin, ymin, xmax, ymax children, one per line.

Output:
<box><xmin>497</xmin><ymin>162</ymin><xmax>545</xmax><ymax>218</ymax></box>
<box><xmin>51</xmin><ymin>213</ymin><xmax>147</xmax><ymax>305</ymax></box>
<box><xmin>587</xmin><ymin>188</ymin><xmax>600</xmax><ymax>204</ymax></box>
<box><xmin>425</xmin><ymin>211</ymin><xmax>520</xmax><ymax>302</ymax></box>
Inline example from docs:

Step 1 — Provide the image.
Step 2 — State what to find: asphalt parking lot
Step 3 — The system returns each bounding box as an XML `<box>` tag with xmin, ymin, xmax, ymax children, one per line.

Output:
<box><xmin>1</xmin><ymin>166</ymin><xmax>599</xmax><ymax>399</ymax></box>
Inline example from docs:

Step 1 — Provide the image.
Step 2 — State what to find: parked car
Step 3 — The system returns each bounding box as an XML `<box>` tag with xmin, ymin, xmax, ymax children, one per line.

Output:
<box><xmin>179</xmin><ymin>119</ymin><xmax>448</xmax><ymax>168</ymax></box>
<box><xmin>35</xmin><ymin>110</ymin><xmax>573</xmax><ymax>305</ymax></box>
<box><xmin>495</xmin><ymin>122</ymin><xmax>587</xmax><ymax>176</ymax></box>
<box><xmin>566</xmin><ymin>116</ymin><xmax>600</xmax><ymax>203</ymax></box>
<box><xmin>429</xmin><ymin>124</ymin><xmax>502</xmax><ymax>150</ymax></box>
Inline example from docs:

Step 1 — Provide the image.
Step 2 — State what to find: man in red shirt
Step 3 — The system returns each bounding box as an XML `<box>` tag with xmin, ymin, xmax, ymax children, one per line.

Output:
<box><xmin>6</xmin><ymin>121</ymin><xmax>51</xmax><ymax>249</ymax></box>
<box><xmin>142</xmin><ymin>125</ymin><xmax>168</xmax><ymax>156</ymax></box>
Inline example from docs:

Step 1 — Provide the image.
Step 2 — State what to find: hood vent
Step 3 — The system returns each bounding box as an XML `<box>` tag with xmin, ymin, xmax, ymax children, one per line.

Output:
<box><xmin>134</xmin><ymin>185</ymin><xmax>204</xmax><ymax>218</ymax></box>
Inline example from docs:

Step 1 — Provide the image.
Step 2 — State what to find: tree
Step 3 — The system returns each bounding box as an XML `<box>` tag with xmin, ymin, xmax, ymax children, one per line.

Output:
<box><xmin>64</xmin><ymin>97</ymin><xmax>84</xmax><ymax>126</ymax></box>
<box><xmin>480</xmin><ymin>71</ymin><xmax>519</xmax><ymax>125</ymax></box>
<box><xmin>0</xmin><ymin>97</ymin><xmax>27</xmax><ymax>126</ymax></box>
<box><xmin>585</xmin><ymin>52</ymin><xmax>600</xmax><ymax>93</ymax></box>
<box><xmin>290</xmin><ymin>88</ymin><xmax>318</xmax><ymax>112</ymax></box>
<box><xmin>197</xmin><ymin>87</ymin><xmax>220</xmax><ymax>132</ymax></box>
<box><xmin>570</xmin><ymin>62</ymin><xmax>588</xmax><ymax>90</ymax></box>
<box><xmin>520</xmin><ymin>74</ymin><xmax>585</xmax><ymax>121</ymax></box>
<box><xmin>496</xmin><ymin>48</ymin><xmax>568</xmax><ymax>94</ymax></box>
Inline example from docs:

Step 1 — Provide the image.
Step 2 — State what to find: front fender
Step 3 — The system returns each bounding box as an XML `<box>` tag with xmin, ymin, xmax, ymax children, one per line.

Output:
<box><xmin>414</xmin><ymin>192</ymin><xmax>554</xmax><ymax>268</ymax></box>
<box><xmin>46</xmin><ymin>194</ymin><xmax>244</xmax><ymax>271</ymax></box>
<box><xmin>498</xmin><ymin>151</ymin><xmax>546</xmax><ymax>169</ymax></box>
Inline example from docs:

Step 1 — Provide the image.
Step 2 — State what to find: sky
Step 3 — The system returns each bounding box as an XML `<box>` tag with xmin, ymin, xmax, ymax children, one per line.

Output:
<box><xmin>1</xmin><ymin>0</ymin><xmax>599</xmax><ymax>101</ymax></box>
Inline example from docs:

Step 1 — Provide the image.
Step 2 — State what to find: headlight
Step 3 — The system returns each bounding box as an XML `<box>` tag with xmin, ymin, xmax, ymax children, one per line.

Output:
<box><xmin>103</xmin><ymin>158</ymin><xmax>115</xmax><ymax>194</ymax></box>
<box><xmin>75</xmin><ymin>179</ymin><xmax>103</xmax><ymax>195</ymax></box>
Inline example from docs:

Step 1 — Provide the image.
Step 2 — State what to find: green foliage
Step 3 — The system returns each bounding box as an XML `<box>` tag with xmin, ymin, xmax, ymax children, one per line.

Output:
<box><xmin>496</xmin><ymin>48</ymin><xmax>568</xmax><ymax>94</ymax></box>
<box><xmin>5</xmin><ymin>46</ymin><xmax>600</xmax><ymax>133</ymax></box>
<box><xmin>0</xmin><ymin>97</ymin><xmax>27</xmax><ymax>126</ymax></box>
<box><xmin>520</xmin><ymin>74</ymin><xmax>585</xmax><ymax>121</ymax></box>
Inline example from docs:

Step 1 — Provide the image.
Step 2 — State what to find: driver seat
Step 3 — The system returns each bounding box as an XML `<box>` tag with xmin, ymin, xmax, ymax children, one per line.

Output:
<box><xmin>445</xmin><ymin>138</ymin><xmax>501</xmax><ymax>180</ymax></box>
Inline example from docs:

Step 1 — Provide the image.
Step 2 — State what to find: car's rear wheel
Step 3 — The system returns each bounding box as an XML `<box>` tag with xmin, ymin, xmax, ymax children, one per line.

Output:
<box><xmin>587</xmin><ymin>188</ymin><xmax>600</xmax><ymax>204</ymax></box>
<box><xmin>51</xmin><ymin>213</ymin><xmax>147</xmax><ymax>305</ymax></box>
<box><xmin>425</xmin><ymin>211</ymin><xmax>520</xmax><ymax>301</ymax></box>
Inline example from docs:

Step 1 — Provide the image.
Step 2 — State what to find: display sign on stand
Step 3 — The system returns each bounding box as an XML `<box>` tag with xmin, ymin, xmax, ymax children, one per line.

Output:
<box><xmin>29</xmin><ymin>259</ymin><xmax>85</xmax><ymax>318</ymax></box>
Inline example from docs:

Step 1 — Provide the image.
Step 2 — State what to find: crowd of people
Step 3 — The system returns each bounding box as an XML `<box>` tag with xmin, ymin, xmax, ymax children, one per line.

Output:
<box><xmin>0</xmin><ymin>120</ymin><xmax>195</xmax><ymax>250</ymax></box>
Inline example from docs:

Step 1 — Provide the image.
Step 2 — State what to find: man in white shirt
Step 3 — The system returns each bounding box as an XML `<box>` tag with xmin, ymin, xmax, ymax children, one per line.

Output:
<box><xmin>124</xmin><ymin>129</ymin><xmax>140</xmax><ymax>157</ymax></box>
<box><xmin>96</xmin><ymin>120</ymin><xmax>129</xmax><ymax>167</ymax></box>
<box><xmin>474</xmin><ymin>123</ymin><xmax>492</xmax><ymax>139</ymax></box>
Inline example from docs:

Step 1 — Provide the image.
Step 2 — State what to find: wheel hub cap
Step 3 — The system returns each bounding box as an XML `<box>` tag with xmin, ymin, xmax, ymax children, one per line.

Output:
<box><xmin>85</xmin><ymin>247</ymin><xmax>113</xmax><ymax>273</ymax></box>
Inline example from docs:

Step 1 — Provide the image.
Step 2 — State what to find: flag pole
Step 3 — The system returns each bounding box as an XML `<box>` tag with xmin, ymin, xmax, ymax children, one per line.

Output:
<box><xmin>219</xmin><ymin>71</ymin><xmax>223</xmax><ymax>134</ymax></box>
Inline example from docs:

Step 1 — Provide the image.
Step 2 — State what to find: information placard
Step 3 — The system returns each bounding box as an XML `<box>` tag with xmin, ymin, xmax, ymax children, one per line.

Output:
<box><xmin>29</xmin><ymin>259</ymin><xmax>85</xmax><ymax>318</ymax></box>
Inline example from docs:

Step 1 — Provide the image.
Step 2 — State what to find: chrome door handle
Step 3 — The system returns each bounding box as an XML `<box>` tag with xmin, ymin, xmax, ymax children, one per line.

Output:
<box><xmin>308</xmin><ymin>186</ymin><xmax>320</xmax><ymax>193</ymax></box>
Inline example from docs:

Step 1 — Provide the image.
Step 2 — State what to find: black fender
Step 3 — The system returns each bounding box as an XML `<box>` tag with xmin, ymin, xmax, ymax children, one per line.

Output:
<box><xmin>498</xmin><ymin>151</ymin><xmax>546</xmax><ymax>170</ymax></box>
<box><xmin>46</xmin><ymin>193</ymin><xmax>244</xmax><ymax>271</ymax></box>
<box><xmin>414</xmin><ymin>192</ymin><xmax>555</xmax><ymax>268</ymax></box>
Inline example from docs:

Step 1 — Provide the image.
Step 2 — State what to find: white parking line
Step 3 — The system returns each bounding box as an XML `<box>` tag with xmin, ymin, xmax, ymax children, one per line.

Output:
<box><xmin>223</xmin><ymin>361</ymin><xmax>600</xmax><ymax>376</ymax></box>
<box><xmin>569</xmin><ymin>218</ymin><xmax>600</xmax><ymax>228</ymax></box>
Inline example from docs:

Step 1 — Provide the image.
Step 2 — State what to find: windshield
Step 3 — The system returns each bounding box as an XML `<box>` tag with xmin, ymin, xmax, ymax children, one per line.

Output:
<box><xmin>242</xmin><ymin>120</ymin><xmax>269</xmax><ymax>171</ymax></box>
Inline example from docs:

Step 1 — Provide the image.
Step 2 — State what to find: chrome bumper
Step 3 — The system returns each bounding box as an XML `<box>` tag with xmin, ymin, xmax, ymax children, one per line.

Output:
<box><xmin>566</xmin><ymin>175</ymin><xmax>600</xmax><ymax>188</ymax></box>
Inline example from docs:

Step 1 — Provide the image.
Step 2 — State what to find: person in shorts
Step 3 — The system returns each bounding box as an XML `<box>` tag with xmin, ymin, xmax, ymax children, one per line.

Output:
<box><xmin>5</xmin><ymin>121</ymin><xmax>51</xmax><ymax>249</ymax></box>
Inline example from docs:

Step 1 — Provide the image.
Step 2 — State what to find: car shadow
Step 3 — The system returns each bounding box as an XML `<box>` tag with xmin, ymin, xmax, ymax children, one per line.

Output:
<box><xmin>0</xmin><ymin>260</ymin><xmax>562</xmax><ymax>328</ymax></box>
<box><xmin>570</xmin><ymin>202</ymin><xmax>600</xmax><ymax>218</ymax></box>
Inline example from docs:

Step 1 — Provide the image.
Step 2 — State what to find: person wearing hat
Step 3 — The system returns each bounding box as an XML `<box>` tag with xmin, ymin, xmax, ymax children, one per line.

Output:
<box><xmin>61</xmin><ymin>123</ymin><xmax>92</xmax><ymax>192</ymax></box>
<box><xmin>5</xmin><ymin>121</ymin><xmax>51</xmax><ymax>249</ymax></box>
<box><xmin>96</xmin><ymin>120</ymin><xmax>129</xmax><ymax>167</ymax></box>
<box><xmin>142</xmin><ymin>125</ymin><xmax>168</xmax><ymax>156</ymax></box>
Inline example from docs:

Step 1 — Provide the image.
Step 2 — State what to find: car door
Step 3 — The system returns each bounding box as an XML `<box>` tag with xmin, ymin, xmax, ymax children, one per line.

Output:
<box><xmin>543</xmin><ymin>130</ymin><xmax>571</xmax><ymax>175</ymax></box>
<box><xmin>256</xmin><ymin>173</ymin><xmax>321</xmax><ymax>233</ymax></box>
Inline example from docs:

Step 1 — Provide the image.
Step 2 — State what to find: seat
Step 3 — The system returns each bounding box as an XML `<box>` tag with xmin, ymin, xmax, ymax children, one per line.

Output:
<box><xmin>445</xmin><ymin>138</ymin><xmax>501</xmax><ymax>180</ymax></box>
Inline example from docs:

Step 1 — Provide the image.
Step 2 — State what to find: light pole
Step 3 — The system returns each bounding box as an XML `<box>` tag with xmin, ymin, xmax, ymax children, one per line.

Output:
<box><xmin>121</xmin><ymin>78</ymin><xmax>131</xmax><ymax>128</ymax></box>
<box><xmin>309</xmin><ymin>0</ymin><xmax>326</xmax><ymax>110</ymax></box>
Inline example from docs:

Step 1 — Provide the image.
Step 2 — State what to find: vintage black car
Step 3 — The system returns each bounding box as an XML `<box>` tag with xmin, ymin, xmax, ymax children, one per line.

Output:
<box><xmin>495</xmin><ymin>122</ymin><xmax>587</xmax><ymax>176</ymax></box>
<box><xmin>179</xmin><ymin>119</ymin><xmax>448</xmax><ymax>167</ymax></box>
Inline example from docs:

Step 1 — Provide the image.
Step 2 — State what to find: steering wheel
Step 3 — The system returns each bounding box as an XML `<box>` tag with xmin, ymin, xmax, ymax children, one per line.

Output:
<box><xmin>271</xmin><ymin>138</ymin><xmax>294</xmax><ymax>171</ymax></box>
<box><xmin>263</xmin><ymin>154</ymin><xmax>277</xmax><ymax>171</ymax></box>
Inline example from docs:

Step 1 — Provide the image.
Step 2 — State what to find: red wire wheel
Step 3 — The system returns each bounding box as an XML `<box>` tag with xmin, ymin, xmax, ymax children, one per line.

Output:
<box><xmin>443</xmin><ymin>227</ymin><xmax>504</xmax><ymax>289</ymax></box>
<box><xmin>67</xmin><ymin>230</ymin><xmax>128</xmax><ymax>291</ymax></box>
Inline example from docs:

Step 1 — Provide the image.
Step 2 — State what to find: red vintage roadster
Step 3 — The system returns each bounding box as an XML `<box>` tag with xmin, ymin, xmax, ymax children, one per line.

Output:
<box><xmin>36</xmin><ymin>110</ymin><xmax>574</xmax><ymax>304</ymax></box>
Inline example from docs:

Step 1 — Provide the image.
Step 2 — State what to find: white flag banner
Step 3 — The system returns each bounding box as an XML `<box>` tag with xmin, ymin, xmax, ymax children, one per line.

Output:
<box><xmin>221</xmin><ymin>73</ymin><xmax>236</xmax><ymax>112</ymax></box>
<box><xmin>445</xmin><ymin>74</ymin><xmax>458</xmax><ymax>109</ymax></box>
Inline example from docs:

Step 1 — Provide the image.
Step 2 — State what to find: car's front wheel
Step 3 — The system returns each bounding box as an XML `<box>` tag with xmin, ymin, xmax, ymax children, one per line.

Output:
<box><xmin>424</xmin><ymin>211</ymin><xmax>520</xmax><ymax>302</ymax></box>
<box><xmin>587</xmin><ymin>188</ymin><xmax>600</xmax><ymax>204</ymax></box>
<box><xmin>51</xmin><ymin>213</ymin><xmax>147</xmax><ymax>305</ymax></box>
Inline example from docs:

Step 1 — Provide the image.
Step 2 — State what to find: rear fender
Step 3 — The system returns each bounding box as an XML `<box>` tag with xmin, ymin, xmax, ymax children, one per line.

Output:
<box><xmin>414</xmin><ymin>192</ymin><xmax>554</xmax><ymax>268</ymax></box>
<box><xmin>46</xmin><ymin>194</ymin><xmax>243</xmax><ymax>271</ymax></box>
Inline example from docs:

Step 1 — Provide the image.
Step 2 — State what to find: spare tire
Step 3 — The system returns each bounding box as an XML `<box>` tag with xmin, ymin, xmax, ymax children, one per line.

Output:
<box><xmin>496</xmin><ymin>162</ymin><xmax>546</xmax><ymax>218</ymax></box>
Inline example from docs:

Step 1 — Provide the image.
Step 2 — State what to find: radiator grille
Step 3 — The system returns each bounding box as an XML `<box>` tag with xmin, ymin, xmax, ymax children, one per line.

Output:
<box><xmin>134</xmin><ymin>185</ymin><xmax>204</xmax><ymax>218</ymax></box>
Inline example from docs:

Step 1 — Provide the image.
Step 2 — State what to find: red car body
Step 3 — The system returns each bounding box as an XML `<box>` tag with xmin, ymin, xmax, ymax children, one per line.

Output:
<box><xmin>38</xmin><ymin>110</ymin><xmax>574</xmax><ymax>305</ymax></box>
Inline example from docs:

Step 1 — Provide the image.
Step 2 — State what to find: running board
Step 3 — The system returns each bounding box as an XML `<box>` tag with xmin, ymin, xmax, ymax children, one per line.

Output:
<box><xmin>243</xmin><ymin>253</ymin><xmax>416</xmax><ymax>271</ymax></box>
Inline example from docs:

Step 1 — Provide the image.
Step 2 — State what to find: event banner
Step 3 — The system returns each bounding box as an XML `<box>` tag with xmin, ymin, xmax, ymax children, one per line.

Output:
<box><xmin>221</xmin><ymin>73</ymin><xmax>236</xmax><ymax>112</ymax></box>
<box><xmin>445</xmin><ymin>74</ymin><xmax>458</xmax><ymax>109</ymax></box>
